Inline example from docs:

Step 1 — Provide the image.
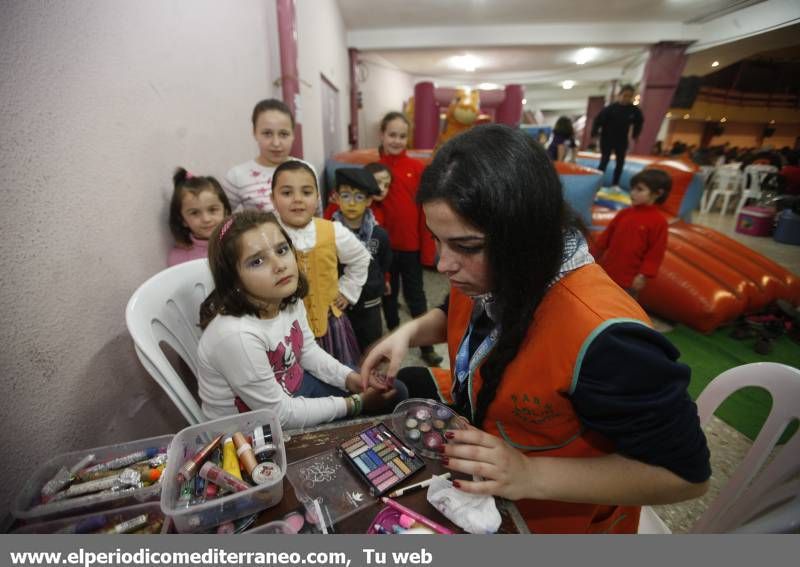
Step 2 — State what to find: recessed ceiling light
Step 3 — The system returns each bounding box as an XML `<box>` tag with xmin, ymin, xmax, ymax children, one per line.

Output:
<box><xmin>683</xmin><ymin>113</ymin><xmax>690</xmax><ymax>119</ymax></box>
<box><xmin>561</xmin><ymin>80</ymin><xmax>576</xmax><ymax>90</ymax></box>
<box><xmin>522</xmin><ymin>98</ymin><xmax>527</xmax><ymax>105</ymax></box>
<box><xmin>575</xmin><ymin>48</ymin><xmax>598</xmax><ymax>65</ymax></box>
<box><xmin>451</xmin><ymin>54</ymin><xmax>480</xmax><ymax>72</ymax></box>
<box><xmin>711</xmin><ymin>61</ymin><xmax>720</xmax><ymax>67</ymax></box>
<box><xmin>477</xmin><ymin>82</ymin><xmax>500</xmax><ymax>90</ymax></box>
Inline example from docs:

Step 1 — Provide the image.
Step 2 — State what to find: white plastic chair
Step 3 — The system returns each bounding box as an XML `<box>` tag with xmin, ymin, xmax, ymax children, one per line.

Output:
<box><xmin>733</xmin><ymin>164</ymin><xmax>778</xmax><ymax>219</ymax></box>
<box><xmin>701</xmin><ymin>165</ymin><xmax>742</xmax><ymax>214</ymax></box>
<box><xmin>697</xmin><ymin>165</ymin><xmax>715</xmax><ymax>212</ymax></box>
<box><xmin>125</xmin><ymin>259</ymin><xmax>214</xmax><ymax>424</ymax></box>
<box><xmin>690</xmin><ymin>362</ymin><xmax>800</xmax><ymax>533</ymax></box>
<box><xmin>639</xmin><ymin>362</ymin><xmax>800</xmax><ymax>534</ymax></box>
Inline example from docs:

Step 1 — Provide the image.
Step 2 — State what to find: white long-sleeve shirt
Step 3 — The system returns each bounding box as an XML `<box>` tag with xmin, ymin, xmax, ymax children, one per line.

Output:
<box><xmin>197</xmin><ymin>301</ymin><xmax>351</xmax><ymax>428</ymax></box>
<box><xmin>223</xmin><ymin>158</ymin><xmax>319</xmax><ymax>213</ymax></box>
<box><xmin>279</xmin><ymin>218</ymin><xmax>370</xmax><ymax>305</ymax></box>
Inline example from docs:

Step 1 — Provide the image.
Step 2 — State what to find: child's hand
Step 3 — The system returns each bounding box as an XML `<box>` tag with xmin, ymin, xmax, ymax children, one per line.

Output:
<box><xmin>366</xmin><ymin>367</ymin><xmax>394</xmax><ymax>392</ymax></box>
<box><xmin>631</xmin><ymin>274</ymin><xmax>647</xmax><ymax>292</ymax></box>
<box><xmin>333</xmin><ymin>293</ymin><xmax>350</xmax><ymax>311</ymax></box>
<box><xmin>345</xmin><ymin>372</ymin><xmax>364</xmax><ymax>393</ymax></box>
<box><xmin>384</xmin><ymin>281</ymin><xmax>391</xmax><ymax>296</ymax></box>
<box><xmin>361</xmin><ymin>386</ymin><xmax>397</xmax><ymax>413</ymax></box>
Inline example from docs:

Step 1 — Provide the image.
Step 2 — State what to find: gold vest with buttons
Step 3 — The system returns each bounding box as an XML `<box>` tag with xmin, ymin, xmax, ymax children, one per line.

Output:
<box><xmin>296</xmin><ymin>218</ymin><xmax>341</xmax><ymax>338</ymax></box>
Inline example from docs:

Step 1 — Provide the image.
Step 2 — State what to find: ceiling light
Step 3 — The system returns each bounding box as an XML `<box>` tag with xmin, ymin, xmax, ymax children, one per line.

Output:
<box><xmin>683</xmin><ymin>113</ymin><xmax>690</xmax><ymax>119</ymax></box>
<box><xmin>575</xmin><ymin>48</ymin><xmax>598</xmax><ymax>65</ymax></box>
<box><xmin>666</xmin><ymin>112</ymin><xmax>672</xmax><ymax>118</ymax></box>
<box><xmin>451</xmin><ymin>54</ymin><xmax>480</xmax><ymax>72</ymax></box>
<box><xmin>720</xmin><ymin>117</ymin><xmax>727</xmax><ymax>123</ymax></box>
<box><xmin>522</xmin><ymin>98</ymin><xmax>527</xmax><ymax>105</ymax></box>
<box><xmin>561</xmin><ymin>80</ymin><xmax>576</xmax><ymax>90</ymax></box>
<box><xmin>769</xmin><ymin>119</ymin><xmax>775</xmax><ymax>124</ymax></box>
<box><xmin>477</xmin><ymin>82</ymin><xmax>500</xmax><ymax>90</ymax></box>
<box><xmin>711</xmin><ymin>61</ymin><xmax>719</xmax><ymax>67</ymax></box>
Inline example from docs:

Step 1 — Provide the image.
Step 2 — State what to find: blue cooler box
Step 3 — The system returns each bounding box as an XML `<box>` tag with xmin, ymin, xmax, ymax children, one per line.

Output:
<box><xmin>773</xmin><ymin>209</ymin><xmax>800</xmax><ymax>245</ymax></box>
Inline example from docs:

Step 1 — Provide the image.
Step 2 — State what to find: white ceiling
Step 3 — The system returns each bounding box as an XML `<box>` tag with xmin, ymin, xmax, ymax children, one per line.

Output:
<box><xmin>338</xmin><ymin>0</ymin><xmax>761</xmax><ymax>27</ymax></box>
<box><xmin>338</xmin><ymin>0</ymin><xmax>799</xmax><ymax>113</ymax></box>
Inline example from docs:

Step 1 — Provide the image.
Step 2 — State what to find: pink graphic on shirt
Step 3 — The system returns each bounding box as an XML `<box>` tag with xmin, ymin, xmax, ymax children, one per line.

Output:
<box><xmin>251</xmin><ymin>170</ymin><xmax>260</xmax><ymax>177</ymax></box>
<box><xmin>266</xmin><ymin>320</ymin><xmax>304</xmax><ymax>394</ymax></box>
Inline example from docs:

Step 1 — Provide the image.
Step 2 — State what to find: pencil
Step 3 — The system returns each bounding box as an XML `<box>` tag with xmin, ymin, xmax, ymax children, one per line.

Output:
<box><xmin>387</xmin><ymin>473</ymin><xmax>451</xmax><ymax>498</ymax></box>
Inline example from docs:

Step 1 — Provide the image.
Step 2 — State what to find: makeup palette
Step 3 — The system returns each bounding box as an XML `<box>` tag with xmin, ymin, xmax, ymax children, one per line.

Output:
<box><xmin>391</xmin><ymin>399</ymin><xmax>467</xmax><ymax>460</ymax></box>
<box><xmin>337</xmin><ymin>423</ymin><xmax>425</xmax><ymax>496</ymax></box>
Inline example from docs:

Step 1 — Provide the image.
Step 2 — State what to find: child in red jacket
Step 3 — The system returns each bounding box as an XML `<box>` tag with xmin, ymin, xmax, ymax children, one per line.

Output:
<box><xmin>378</xmin><ymin>112</ymin><xmax>441</xmax><ymax>366</ymax></box>
<box><xmin>594</xmin><ymin>169</ymin><xmax>671</xmax><ymax>298</ymax></box>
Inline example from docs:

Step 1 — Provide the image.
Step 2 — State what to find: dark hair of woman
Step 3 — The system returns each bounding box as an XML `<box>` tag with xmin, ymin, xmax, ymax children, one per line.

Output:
<box><xmin>199</xmin><ymin>210</ymin><xmax>308</xmax><ymax>329</ymax></box>
<box><xmin>418</xmin><ymin>124</ymin><xmax>583</xmax><ymax>427</ymax></box>
<box><xmin>169</xmin><ymin>167</ymin><xmax>232</xmax><ymax>247</ymax></box>
<box><xmin>553</xmin><ymin>116</ymin><xmax>575</xmax><ymax>139</ymax></box>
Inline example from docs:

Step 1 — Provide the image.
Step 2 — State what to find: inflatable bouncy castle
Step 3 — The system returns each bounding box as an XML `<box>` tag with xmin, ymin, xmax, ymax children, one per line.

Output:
<box><xmin>579</xmin><ymin>152</ymin><xmax>800</xmax><ymax>333</ymax></box>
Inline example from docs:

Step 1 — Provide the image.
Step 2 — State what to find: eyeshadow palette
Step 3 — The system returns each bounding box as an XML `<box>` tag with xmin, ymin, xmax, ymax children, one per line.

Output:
<box><xmin>337</xmin><ymin>423</ymin><xmax>425</xmax><ymax>496</ymax></box>
<box><xmin>391</xmin><ymin>399</ymin><xmax>468</xmax><ymax>460</ymax></box>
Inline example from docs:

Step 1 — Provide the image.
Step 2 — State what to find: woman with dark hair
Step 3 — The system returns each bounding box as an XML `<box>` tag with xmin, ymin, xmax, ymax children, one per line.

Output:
<box><xmin>360</xmin><ymin>124</ymin><xmax>710</xmax><ymax>533</ymax></box>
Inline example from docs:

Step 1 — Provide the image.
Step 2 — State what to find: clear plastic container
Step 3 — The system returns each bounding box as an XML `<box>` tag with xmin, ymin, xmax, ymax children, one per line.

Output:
<box><xmin>13</xmin><ymin>434</ymin><xmax>173</xmax><ymax>522</ymax></box>
<box><xmin>160</xmin><ymin>409</ymin><xmax>286</xmax><ymax>533</ymax></box>
<box><xmin>12</xmin><ymin>502</ymin><xmax>167</xmax><ymax>534</ymax></box>
<box><xmin>241</xmin><ymin>520</ymin><xmax>294</xmax><ymax>534</ymax></box>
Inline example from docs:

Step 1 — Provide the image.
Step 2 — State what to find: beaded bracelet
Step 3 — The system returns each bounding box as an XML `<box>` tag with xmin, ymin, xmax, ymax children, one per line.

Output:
<box><xmin>349</xmin><ymin>394</ymin><xmax>363</xmax><ymax>417</ymax></box>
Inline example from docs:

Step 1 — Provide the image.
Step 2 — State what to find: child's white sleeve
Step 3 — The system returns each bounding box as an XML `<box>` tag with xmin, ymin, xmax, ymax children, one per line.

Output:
<box><xmin>295</xmin><ymin>304</ymin><xmax>351</xmax><ymax>389</ymax></box>
<box><xmin>208</xmin><ymin>329</ymin><xmax>347</xmax><ymax>429</ymax></box>
<box><xmin>332</xmin><ymin>220</ymin><xmax>370</xmax><ymax>304</ymax></box>
<box><xmin>222</xmin><ymin>166</ymin><xmax>244</xmax><ymax>212</ymax></box>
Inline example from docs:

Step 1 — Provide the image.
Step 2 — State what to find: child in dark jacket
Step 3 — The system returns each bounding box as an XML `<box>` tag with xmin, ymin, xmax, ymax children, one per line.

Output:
<box><xmin>593</xmin><ymin>169</ymin><xmax>671</xmax><ymax>298</ymax></box>
<box><xmin>331</xmin><ymin>168</ymin><xmax>393</xmax><ymax>351</ymax></box>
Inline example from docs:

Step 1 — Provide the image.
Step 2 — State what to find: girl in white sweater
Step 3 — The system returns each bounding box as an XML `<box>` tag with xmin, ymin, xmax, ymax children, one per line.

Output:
<box><xmin>197</xmin><ymin>210</ymin><xmax>397</xmax><ymax>428</ymax></box>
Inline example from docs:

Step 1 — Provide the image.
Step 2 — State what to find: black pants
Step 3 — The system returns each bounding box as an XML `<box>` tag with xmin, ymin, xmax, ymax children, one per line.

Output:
<box><xmin>348</xmin><ymin>302</ymin><xmax>383</xmax><ymax>353</ymax></box>
<box><xmin>598</xmin><ymin>139</ymin><xmax>628</xmax><ymax>186</ymax></box>
<box><xmin>382</xmin><ymin>250</ymin><xmax>428</xmax><ymax>330</ymax></box>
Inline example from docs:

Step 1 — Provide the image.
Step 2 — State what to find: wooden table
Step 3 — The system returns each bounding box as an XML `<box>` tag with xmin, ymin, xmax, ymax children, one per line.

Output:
<box><xmin>251</xmin><ymin>416</ymin><xmax>530</xmax><ymax>534</ymax></box>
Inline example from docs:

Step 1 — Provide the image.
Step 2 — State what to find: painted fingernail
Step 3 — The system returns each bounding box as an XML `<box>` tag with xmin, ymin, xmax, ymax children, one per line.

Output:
<box><xmin>441</xmin><ymin>457</ymin><xmax>449</xmax><ymax>465</ymax></box>
<box><xmin>445</xmin><ymin>431</ymin><xmax>455</xmax><ymax>439</ymax></box>
<box><xmin>436</xmin><ymin>445</ymin><xmax>445</xmax><ymax>453</ymax></box>
<box><xmin>452</xmin><ymin>480</ymin><xmax>461</xmax><ymax>488</ymax></box>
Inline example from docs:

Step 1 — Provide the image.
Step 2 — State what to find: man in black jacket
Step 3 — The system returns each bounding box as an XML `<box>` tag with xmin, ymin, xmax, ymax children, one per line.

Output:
<box><xmin>591</xmin><ymin>85</ymin><xmax>644</xmax><ymax>187</ymax></box>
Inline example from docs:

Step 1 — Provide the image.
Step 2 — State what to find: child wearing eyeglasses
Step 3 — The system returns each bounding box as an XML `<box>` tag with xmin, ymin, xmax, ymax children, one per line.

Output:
<box><xmin>331</xmin><ymin>168</ymin><xmax>393</xmax><ymax>352</ymax></box>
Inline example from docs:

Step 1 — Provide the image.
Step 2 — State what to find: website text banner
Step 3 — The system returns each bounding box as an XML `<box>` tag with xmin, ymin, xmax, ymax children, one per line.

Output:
<box><xmin>2</xmin><ymin>534</ymin><xmax>798</xmax><ymax>567</ymax></box>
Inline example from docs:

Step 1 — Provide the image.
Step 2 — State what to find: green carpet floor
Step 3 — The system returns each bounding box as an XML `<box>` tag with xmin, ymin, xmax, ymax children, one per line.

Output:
<box><xmin>665</xmin><ymin>324</ymin><xmax>800</xmax><ymax>442</ymax></box>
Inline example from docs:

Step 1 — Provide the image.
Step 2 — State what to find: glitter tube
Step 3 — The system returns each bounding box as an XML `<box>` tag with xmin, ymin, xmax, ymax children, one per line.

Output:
<box><xmin>199</xmin><ymin>462</ymin><xmax>251</xmax><ymax>493</ymax></box>
<box><xmin>176</xmin><ymin>434</ymin><xmax>224</xmax><ymax>484</ymax></box>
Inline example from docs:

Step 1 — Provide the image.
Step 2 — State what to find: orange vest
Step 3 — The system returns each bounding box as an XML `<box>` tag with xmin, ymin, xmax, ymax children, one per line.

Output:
<box><xmin>431</xmin><ymin>263</ymin><xmax>651</xmax><ymax>533</ymax></box>
<box><xmin>296</xmin><ymin>219</ymin><xmax>341</xmax><ymax>337</ymax></box>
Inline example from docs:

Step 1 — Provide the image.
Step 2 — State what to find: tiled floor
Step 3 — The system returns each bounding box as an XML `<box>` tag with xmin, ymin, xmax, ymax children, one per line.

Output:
<box><xmin>389</xmin><ymin>207</ymin><xmax>798</xmax><ymax>533</ymax></box>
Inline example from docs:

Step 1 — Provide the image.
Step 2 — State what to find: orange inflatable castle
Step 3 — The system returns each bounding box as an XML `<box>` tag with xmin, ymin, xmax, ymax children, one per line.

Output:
<box><xmin>591</xmin><ymin>158</ymin><xmax>800</xmax><ymax>333</ymax></box>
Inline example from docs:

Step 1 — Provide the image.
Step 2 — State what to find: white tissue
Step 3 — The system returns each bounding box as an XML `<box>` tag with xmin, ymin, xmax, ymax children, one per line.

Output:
<box><xmin>426</xmin><ymin>475</ymin><xmax>502</xmax><ymax>534</ymax></box>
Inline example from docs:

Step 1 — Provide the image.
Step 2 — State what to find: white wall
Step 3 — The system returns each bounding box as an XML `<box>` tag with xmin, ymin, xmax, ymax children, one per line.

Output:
<box><xmin>295</xmin><ymin>0</ymin><xmax>352</xmax><ymax>172</ymax></box>
<box><xmin>357</xmin><ymin>54</ymin><xmax>416</xmax><ymax>148</ymax></box>
<box><xmin>0</xmin><ymin>0</ymin><xmax>277</xmax><ymax>514</ymax></box>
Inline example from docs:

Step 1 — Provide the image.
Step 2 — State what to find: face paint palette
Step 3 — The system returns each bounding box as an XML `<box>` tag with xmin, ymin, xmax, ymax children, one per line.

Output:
<box><xmin>337</xmin><ymin>423</ymin><xmax>426</xmax><ymax>496</ymax></box>
<box><xmin>391</xmin><ymin>399</ymin><xmax>467</xmax><ymax>460</ymax></box>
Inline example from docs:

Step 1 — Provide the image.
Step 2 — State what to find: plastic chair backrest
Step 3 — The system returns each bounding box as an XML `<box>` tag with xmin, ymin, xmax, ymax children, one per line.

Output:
<box><xmin>691</xmin><ymin>362</ymin><xmax>800</xmax><ymax>533</ymax></box>
<box><xmin>125</xmin><ymin>259</ymin><xmax>214</xmax><ymax>424</ymax></box>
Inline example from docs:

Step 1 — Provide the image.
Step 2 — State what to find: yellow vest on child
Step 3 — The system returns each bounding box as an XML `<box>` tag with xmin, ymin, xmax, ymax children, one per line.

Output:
<box><xmin>296</xmin><ymin>218</ymin><xmax>342</xmax><ymax>337</ymax></box>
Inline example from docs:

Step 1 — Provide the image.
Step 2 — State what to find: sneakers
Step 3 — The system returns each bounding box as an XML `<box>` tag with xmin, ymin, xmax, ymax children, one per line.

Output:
<box><xmin>420</xmin><ymin>348</ymin><xmax>443</xmax><ymax>367</ymax></box>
